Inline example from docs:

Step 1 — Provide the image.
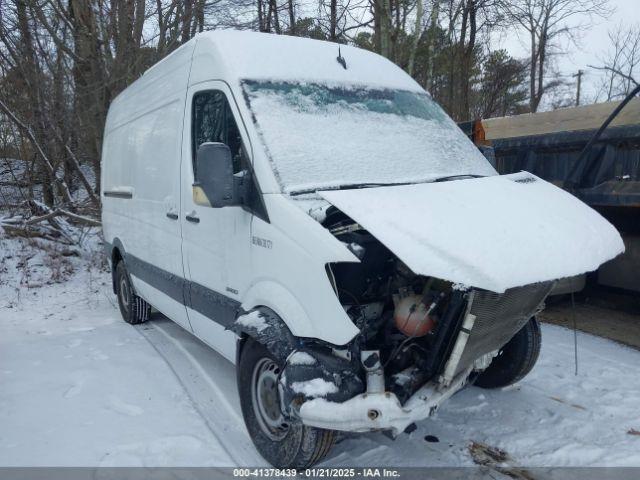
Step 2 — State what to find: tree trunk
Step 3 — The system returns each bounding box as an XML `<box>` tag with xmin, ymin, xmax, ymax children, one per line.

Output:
<box><xmin>16</xmin><ymin>0</ymin><xmax>54</xmax><ymax>206</ymax></box>
<box><xmin>330</xmin><ymin>0</ymin><xmax>338</xmax><ymax>41</ymax></box>
<box><xmin>270</xmin><ymin>0</ymin><xmax>281</xmax><ymax>34</ymax></box>
<box><xmin>379</xmin><ymin>0</ymin><xmax>391</xmax><ymax>58</ymax></box>
<box><xmin>288</xmin><ymin>0</ymin><xmax>296</xmax><ymax>34</ymax></box>
<box><xmin>182</xmin><ymin>0</ymin><xmax>194</xmax><ymax>42</ymax></box>
<box><xmin>424</xmin><ymin>0</ymin><xmax>440</xmax><ymax>91</ymax></box>
<box><xmin>534</xmin><ymin>28</ymin><xmax>547</xmax><ymax>112</ymax></box>
<box><xmin>69</xmin><ymin>0</ymin><xmax>108</xmax><ymax>195</ymax></box>
<box><xmin>529</xmin><ymin>27</ymin><xmax>537</xmax><ymax>113</ymax></box>
<box><xmin>461</xmin><ymin>0</ymin><xmax>477</xmax><ymax>120</ymax></box>
<box><xmin>408</xmin><ymin>0</ymin><xmax>424</xmax><ymax>76</ymax></box>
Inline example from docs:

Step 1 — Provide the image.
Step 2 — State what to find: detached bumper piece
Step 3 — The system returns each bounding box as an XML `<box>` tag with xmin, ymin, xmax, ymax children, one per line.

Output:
<box><xmin>298</xmin><ymin>367</ymin><xmax>472</xmax><ymax>435</ymax></box>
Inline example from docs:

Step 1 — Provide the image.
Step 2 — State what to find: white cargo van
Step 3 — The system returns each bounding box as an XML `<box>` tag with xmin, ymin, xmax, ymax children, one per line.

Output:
<box><xmin>101</xmin><ymin>30</ymin><xmax>624</xmax><ymax>467</ymax></box>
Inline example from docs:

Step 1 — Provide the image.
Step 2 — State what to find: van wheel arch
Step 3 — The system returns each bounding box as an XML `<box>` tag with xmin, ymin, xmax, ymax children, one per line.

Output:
<box><xmin>107</xmin><ymin>238</ymin><xmax>127</xmax><ymax>294</ymax></box>
<box><xmin>232</xmin><ymin>306</ymin><xmax>298</xmax><ymax>364</ymax></box>
<box><xmin>110</xmin><ymin>247</ymin><xmax>124</xmax><ymax>294</ymax></box>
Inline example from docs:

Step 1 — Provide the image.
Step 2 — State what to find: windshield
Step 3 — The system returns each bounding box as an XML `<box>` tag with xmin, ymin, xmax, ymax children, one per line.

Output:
<box><xmin>242</xmin><ymin>80</ymin><xmax>496</xmax><ymax>194</ymax></box>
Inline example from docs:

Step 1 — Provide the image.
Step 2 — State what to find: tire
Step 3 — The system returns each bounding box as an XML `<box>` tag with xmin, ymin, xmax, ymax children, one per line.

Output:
<box><xmin>238</xmin><ymin>338</ymin><xmax>336</xmax><ymax>468</ymax></box>
<box><xmin>474</xmin><ymin>317</ymin><xmax>541</xmax><ymax>389</ymax></box>
<box><xmin>115</xmin><ymin>261</ymin><xmax>150</xmax><ymax>325</ymax></box>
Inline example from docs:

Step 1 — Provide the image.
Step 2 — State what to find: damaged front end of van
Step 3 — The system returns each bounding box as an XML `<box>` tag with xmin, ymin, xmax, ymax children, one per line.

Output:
<box><xmin>235</xmin><ymin>171</ymin><xmax>624</xmax><ymax>436</ymax></box>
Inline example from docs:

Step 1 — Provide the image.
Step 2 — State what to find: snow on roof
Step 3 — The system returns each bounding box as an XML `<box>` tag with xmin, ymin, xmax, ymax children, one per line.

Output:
<box><xmin>194</xmin><ymin>30</ymin><xmax>423</xmax><ymax>92</ymax></box>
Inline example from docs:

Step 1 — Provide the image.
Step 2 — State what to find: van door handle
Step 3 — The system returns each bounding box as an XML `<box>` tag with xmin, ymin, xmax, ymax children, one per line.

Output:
<box><xmin>166</xmin><ymin>211</ymin><xmax>179</xmax><ymax>220</ymax></box>
<box><xmin>185</xmin><ymin>212</ymin><xmax>200</xmax><ymax>224</ymax></box>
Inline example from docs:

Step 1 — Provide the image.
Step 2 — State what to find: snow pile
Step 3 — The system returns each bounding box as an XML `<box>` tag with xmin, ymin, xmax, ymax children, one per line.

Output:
<box><xmin>235</xmin><ymin>311</ymin><xmax>269</xmax><ymax>332</ymax></box>
<box><xmin>291</xmin><ymin>378</ymin><xmax>338</xmax><ymax>397</ymax></box>
<box><xmin>321</xmin><ymin>173</ymin><xmax>624</xmax><ymax>292</ymax></box>
<box><xmin>243</xmin><ymin>81</ymin><xmax>495</xmax><ymax>194</ymax></box>
<box><xmin>288</xmin><ymin>351</ymin><xmax>317</xmax><ymax>366</ymax></box>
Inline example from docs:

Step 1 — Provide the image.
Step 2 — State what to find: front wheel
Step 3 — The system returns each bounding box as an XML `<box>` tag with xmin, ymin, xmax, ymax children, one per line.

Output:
<box><xmin>474</xmin><ymin>317</ymin><xmax>542</xmax><ymax>389</ymax></box>
<box><xmin>238</xmin><ymin>338</ymin><xmax>336</xmax><ymax>468</ymax></box>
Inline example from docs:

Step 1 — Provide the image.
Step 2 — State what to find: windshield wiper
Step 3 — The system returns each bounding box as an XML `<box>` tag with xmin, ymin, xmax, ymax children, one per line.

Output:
<box><xmin>432</xmin><ymin>174</ymin><xmax>485</xmax><ymax>182</ymax></box>
<box><xmin>288</xmin><ymin>176</ymin><xmax>485</xmax><ymax>196</ymax></box>
<box><xmin>289</xmin><ymin>181</ymin><xmax>414</xmax><ymax>196</ymax></box>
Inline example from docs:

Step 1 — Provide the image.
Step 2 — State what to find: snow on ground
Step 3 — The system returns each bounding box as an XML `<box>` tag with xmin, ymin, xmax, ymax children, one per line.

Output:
<box><xmin>0</xmin><ymin>233</ymin><xmax>235</xmax><ymax>467</ymax></box>
<box><xmin>1</xmin><ymin>232</ymin><xmax>639</xmax><ymax>467</ymax></box>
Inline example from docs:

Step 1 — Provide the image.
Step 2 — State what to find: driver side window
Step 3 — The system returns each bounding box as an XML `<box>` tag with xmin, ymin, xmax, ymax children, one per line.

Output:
<box><xmin>191</xmin><ymin>90</ymin><xmax>248</xmax><ymax>178</ymax></box>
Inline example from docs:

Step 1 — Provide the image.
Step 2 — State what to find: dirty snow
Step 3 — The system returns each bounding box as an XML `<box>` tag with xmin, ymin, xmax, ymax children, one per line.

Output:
<box><xmin>235</xmin><ymin>310</ymin><xmax>268</xmax><ymax>332</ymax></box>
<box><xmin>321</xmin><ymin>173</ymin><xmax>624</xmax><ymax>293</ymax></box>
<box><xmin>243</xmin><ymin>81</ymin><xmax>495</xmax><ymax>194</ymax></box>
<box><xmin>291</xmin><ymin>378</ymin><xmax>339</xmax><ymax>397</ymax></box>
<box><xmin>288</xmin><ymin>351</ymin><xmax>317</xmax><ymax>366</ymax></box>
<box><xmin>1</xmin><ymin>232</ymin><xmax>639</xmax><ymax>467</ymax></box>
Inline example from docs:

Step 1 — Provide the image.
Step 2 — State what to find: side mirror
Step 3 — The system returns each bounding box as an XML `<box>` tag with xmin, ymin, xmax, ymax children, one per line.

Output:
<box><xmin>194</xmin><ymin>142</ymin><xmax>248</xmax><ymax>208</ymax></box>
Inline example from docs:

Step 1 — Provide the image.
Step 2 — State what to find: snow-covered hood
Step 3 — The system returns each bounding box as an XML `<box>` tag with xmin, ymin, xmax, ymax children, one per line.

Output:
<box><xmin>319</xmin><ymin>172</ymin><xmax>624</xmax><ymax>293</ymax></box>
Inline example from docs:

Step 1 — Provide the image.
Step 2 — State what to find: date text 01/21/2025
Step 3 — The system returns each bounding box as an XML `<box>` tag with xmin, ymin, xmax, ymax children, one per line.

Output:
<box><xmin>232</xmin><ymin>468</ymin><xmax>401</xmax><ymax>478</ymax></box>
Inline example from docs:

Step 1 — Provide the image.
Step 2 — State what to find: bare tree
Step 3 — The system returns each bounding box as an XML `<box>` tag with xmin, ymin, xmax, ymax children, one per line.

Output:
<box><xmin>591</xmin><ymin>23</ymin><xmax>640</xmax><ymax>101</ymax></box>
<box><xmin>501</xmin><ymin>0</ymin><xmax>611</xmax><ymax>112</ymax></box>
<box><xmin>0</xmin><ymin>0</ymin><xmax>544</xmax><ymax>234</ymax></box>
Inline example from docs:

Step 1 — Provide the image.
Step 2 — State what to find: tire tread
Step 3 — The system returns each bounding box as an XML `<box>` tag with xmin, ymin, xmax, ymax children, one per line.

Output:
<box><xmin>475</xmin><ymin>317</ymin><xmax>542</xmax><ymax>389</ymax></box>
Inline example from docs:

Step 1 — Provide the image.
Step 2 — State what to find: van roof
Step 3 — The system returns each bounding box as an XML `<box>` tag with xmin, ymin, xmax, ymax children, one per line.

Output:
<box><xmin>167</xmin><ymin>30</ymin><xmax>422</xmax><ymax>93</ymax></box>
<box><xmin>107</xmin><ymin>31</ymin><xmax>424</xmax><ymax>132</ymax></box>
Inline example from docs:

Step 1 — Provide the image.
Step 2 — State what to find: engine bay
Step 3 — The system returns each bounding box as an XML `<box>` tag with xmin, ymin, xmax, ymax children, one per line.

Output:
<box><xmin>322</xmin><ymin>206</ymin><xmax>469</xmax><ymax>403</ymax></box>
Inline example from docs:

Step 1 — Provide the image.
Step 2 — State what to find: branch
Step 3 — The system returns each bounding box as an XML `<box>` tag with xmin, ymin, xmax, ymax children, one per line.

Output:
<box><xmin>57</xmin><ymin>209</ymin><xmax>101</xmax><ymax>227</ymax></box>
<box><xmin>0</xmin><ymin>98</ymin><xmax>74</xmax><ymax>204</ymax></box>
<box><xmin>50</xmin><ymin>128</ymin><xmax>100</xmax><ymax>207</ymax></box>
<box><xmin>588</xmin><ymin>64</ymin><xmax>640</xmax><ymax>87</ymax></box>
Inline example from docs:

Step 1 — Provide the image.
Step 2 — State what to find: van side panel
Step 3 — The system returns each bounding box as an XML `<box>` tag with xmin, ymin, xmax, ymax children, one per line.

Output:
<box><xmin>102</xmin><ymin>41</ymin><xmax>196</xmax><ymax>329</ymax></box>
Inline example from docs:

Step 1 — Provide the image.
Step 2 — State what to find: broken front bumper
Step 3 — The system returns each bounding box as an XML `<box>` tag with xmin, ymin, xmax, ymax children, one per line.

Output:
<box><xmin>298</xmin><ymin>367</ymin><xmax>472</xmax><ymax>435</ymax></box>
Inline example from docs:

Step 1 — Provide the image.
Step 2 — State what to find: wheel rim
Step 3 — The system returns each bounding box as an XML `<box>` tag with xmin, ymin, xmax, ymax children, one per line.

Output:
<box><xmin>119</xmin><ymin>275</ymin><xmax>130</xmax><ymax>314</ymax></box>
<box><xmin>251</xmin><ymin>357</ymin><xmax>289</xmax><ymax>440</ymax></box>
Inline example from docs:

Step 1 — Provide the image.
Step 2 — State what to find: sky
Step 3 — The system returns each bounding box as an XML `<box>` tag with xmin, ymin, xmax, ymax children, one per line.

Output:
<box><xmin>493</xmin><ymin>0</ymin><xmax>639</xmax><ymax>107</ymax></box>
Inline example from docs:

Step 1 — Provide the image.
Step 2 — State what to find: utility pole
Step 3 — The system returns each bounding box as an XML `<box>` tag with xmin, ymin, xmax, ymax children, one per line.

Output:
<box><xmin>573</xmin><ymin>70</ymin><xmax>584</xmax><ymax>106</ymax></box>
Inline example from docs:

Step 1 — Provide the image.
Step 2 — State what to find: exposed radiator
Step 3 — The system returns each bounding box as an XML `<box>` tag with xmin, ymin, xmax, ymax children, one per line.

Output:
<box><xmin>454</xmin><ymin>282</ymin><xmax>554</xmax><ymax>376</ymax></box>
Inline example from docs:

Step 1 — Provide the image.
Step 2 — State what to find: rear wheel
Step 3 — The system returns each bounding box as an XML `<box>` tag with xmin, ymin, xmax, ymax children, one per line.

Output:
<box><xmin>115</xmin><ymin>261</ymin><xmax>150</xmax><ymax>325</ymax></box>
<box><xmin>238</xmin><ymin>338</ymin><xmax>336</xmax><ymax>468</ymax></box>
<box><xmin>475</xmin><ymin>317</ymin><xmax>541</xmax><ymax>389</ymax></box>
